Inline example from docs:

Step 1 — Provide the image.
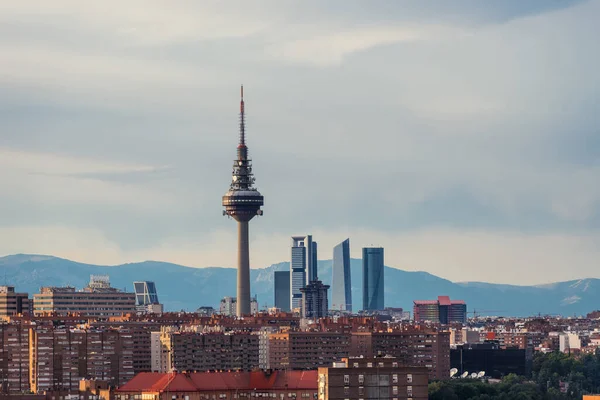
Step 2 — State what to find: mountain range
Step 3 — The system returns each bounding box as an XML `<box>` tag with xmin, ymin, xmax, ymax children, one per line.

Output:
<box><xmin>0</xmin><ymin>254</ymin><xmax>598</xmax><ymax>317</ymax></box>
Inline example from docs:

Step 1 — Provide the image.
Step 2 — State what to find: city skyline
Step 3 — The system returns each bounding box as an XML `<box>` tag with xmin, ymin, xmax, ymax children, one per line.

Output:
<box><xmin>1</xmin><ymin>1</ymin><xmax>600</xmax><ymax>285</ymax></box>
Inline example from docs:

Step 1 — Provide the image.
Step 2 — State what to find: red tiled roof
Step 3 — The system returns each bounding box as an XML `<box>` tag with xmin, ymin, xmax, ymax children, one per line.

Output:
<box><xmin>437</xmin><ymin>296</ymin><xmax>451</xmax><ymax>306</ymax></box>
<box><xmin>117</xmin><ymin>371</ymin><xmax>318</xmax><ymax>393</ymax></box>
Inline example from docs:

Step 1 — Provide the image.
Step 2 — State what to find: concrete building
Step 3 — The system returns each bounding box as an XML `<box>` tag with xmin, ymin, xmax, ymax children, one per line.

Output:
<box><xmin>291</xmin><ymin>235</ymin><xmax>317</xmax><ymax>310</ymax></box>
<box><xmin>274</xmin><ymin>271</ymin><xmax>291</xmax><ymax>312</ymax></box>
<box><xmin>331</xmin><ymin>239</ymin><xmax>352</xmax><ymax>312</ymax></box>
<box><xmin>300</xmin><ymin>279</ymin><xmax>329</xmax><ymax>319</ymax></box>
<box><xmin>133</xmin><ymin>281</ymin><xmax>163</xmax><ymax>314</ymax></box>
<box><xmin>28</xmin><ymin>325</ymin><xmax>135</xmax><ymax>393</ymax></box>
<box><xmin>0</xmin><ymin>286</ymin><xmax>31</xmax><ymax>317</ymax></box>
<box><xmin>270</xmin><ymin>332</ymin><xmax>351</xmax><ymax>370</ymax></box>
<box><xmin>362</xmin><ymin>247</ymin><xmax>384</xmax><ymax>311</ymax></box>
<box><xmin>219</xmin><ymin>296</ymin><xmax>258</xmax><ymax>316</ymax></box>
<box><xmin>158</xmin><ymin>329</ymin><xmax>260</xmax><ymax>372</ymax></box>
<box><xmin>33</xmin><ymin>275</ymin><xmax>136</xmax><ymax>318</ymax></box>
<box><xmin>350</xmin><ymin>330</ymin><xmax>451</xmax><ymax>381</ymax></box>
<box><xmin>318</xmin><ymin>357</ymin><xmax>429</xmax><ymax>400</ymax></box>
<box><xmin>413</xmin><ymin>296</ymin><xmax>467</xmax><ymax>324</ymax></box>
<box><xmin>116</xmin><ymin>370</ymin><xmax>317</xmax><ymax>400</ymax></box>
<box><xmin>222</xmin><ymin>86</ymin><xmax>265</xmax><ymax>317</ymax></box>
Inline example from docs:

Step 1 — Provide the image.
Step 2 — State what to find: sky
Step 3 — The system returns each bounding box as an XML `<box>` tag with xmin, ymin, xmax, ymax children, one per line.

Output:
<box><xmin>1</xmin><ymin>0</ymin><xmax>599</xmax><ymax>285</ymax></box>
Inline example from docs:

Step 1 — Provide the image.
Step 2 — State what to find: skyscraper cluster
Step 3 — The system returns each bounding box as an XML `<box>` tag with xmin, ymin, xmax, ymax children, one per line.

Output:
<box><xmin>272</xmin><ymin>235</ymin><xmax>385</xmax><ymax>317</ymax></box>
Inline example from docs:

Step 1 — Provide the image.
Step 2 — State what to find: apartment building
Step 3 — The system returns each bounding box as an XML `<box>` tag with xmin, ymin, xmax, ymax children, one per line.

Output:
<box><xmin>318</xmin><ymin>357</ymin><xmax>429</xmax><ymax>400</ymax></box>
<box><xmin>159</xmin><ymin>329</ymin><xmax>259</xmax><ymax>372</ymax></box>
<box><xmin>33</xmin><ymin>276</ymin><xmax>135</xmax><ymax>318</ymax></box>
<box><xmin>0</xmin><ymin>286</ymin><xmax>31</xmax><ymax>317</ymax></box>
<box><xmin>269</xmin><ymin>331</ymin><xmax>351</xmax><ymax>370</ymax></box>
<box><xmin>0</xmin><ymin>322</ymin><xmax>31</xmax><ymax>393</ymax></box>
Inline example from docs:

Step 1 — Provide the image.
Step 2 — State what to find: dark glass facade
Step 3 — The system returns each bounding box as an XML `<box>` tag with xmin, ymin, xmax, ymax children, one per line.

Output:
<box><xmin>362</xmin><ymin>247</ymin><xmax>384</xmax><ymax>311</ymax></box>
<box><xmin>274</xmin><ymin>271</ymin><xmax>291</xmax><ymax>312</ymax></box>
<box><xmin>331</xmin><ymin>239</ymin><xmax>352</xmax><ymax>312</ymax></box>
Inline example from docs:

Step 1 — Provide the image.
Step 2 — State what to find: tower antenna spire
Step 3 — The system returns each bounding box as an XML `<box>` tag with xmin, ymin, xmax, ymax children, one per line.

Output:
<box><xmin>239</xmin><ymin>85</ymin><xmax>245</xmax><ymax>147</ymax></box>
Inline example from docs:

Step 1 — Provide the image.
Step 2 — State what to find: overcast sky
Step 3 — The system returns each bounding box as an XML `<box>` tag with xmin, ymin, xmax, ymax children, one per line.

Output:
<box><xmin>1</xmin><ymin>0</ymin><xmax>599</xmax><ymax>284</ymax></box>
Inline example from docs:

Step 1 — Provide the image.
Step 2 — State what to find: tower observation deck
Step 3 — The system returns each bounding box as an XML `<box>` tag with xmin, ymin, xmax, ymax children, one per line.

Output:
<box><xmin>222</xmin><ymin>86</ymin><xmax>264</xmax><ymax>316</ymax></box>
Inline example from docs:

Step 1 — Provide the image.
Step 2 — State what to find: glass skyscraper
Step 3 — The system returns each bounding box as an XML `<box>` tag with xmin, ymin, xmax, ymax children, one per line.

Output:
<box><xmin>362</xmin><ymin>247</ymin><xmax>384</xmax><ymax>311</ymax></box>
<box><xmin>290</xmin><ymin>235</ymin><xmax>317</xmax><ymax>310</ymax></box>
<box><xmin>331</xmin><ymin>238</ymin><xmax>352</xmax><ymax>311</ymax></box>
<box><xmin>274</xmin><ymin>271</ymin><xmax>291</xmax><ymax>312</ymax></box>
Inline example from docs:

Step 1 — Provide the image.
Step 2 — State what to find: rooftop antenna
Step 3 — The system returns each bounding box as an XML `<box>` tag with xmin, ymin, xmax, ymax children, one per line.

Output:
<box><xmin>239</xmin><ymin>85</ymin><xmax>245</xmax><ymax>147</ymax></box>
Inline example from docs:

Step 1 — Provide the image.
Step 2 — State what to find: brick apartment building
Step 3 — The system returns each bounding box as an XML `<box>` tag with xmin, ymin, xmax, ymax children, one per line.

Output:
<box><xmin>0</xmin><ymin>323</ymin><xmax>31</xmax><ymax>393</ymax></box>
<box><xmin>318</xmin><ymin>357</ymin><xmax>429</xmax><ymax>400</ymax></box>
<box><xmin>350</xmin><ymin>331</ymin><xmax>450</xmax><ymax>380</ymax></box>
<box><xmin>158</xmin><ymin>330</ymin><xmax>259</xmax><ymax>372</ymax></box>
<box><xmin>29</xmin><ymin>325</ymin><xmax>135</xmax><ymax>392</ymax></box>
<box><xmin>269</xmin><ymin>332</ymin><xmax>352</xmax><ymax>370</ymax></box>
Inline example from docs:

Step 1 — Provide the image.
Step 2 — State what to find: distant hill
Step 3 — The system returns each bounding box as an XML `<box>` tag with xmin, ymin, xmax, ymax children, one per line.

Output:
<box><xmin>0</xmin><ymin>254</ymin><xmax>598</xmax><ymax>316</ymax></box>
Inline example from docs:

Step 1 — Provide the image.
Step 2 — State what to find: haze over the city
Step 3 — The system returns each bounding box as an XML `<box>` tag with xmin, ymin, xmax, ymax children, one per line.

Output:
<box><xmin>1</xmin><ymin>0</ymin><xmax>599</xmax><ymax>285</ymax></box>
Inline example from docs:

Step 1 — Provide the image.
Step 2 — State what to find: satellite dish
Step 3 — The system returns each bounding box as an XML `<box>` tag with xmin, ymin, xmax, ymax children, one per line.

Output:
<box><xmin>477</xmin><ymin>371</ymin><xmax>485</xmax><ymax>378</ymax></box>
<box><xmin>470</xmin><ymin>373</ymin><xmax>478</xmax><ymax>379</ymax></box>
<box><xmin>461</xmin><ymin>372</ymin><xmax>469</xmax><ymax>378</ymax></box>
<box><xmin>450</xmin><ymin>368</ymin><xmax>458</xmax><ymax>378</ymax></box>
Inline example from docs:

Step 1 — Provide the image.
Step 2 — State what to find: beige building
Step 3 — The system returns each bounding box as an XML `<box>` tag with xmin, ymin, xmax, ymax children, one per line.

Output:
<box><xmin>33</xmin><ymin>275</ymin><xmax>135</xmax><ymax>318</ymax></box>
<box><xmin>0</xmin><ymin>286</ymin><xmax>31</xmax><ymax>317</ymax></box>
<box><xmin>318</xmin><ymin>357</ymin><xmax>429</xmax><ymax>400</ymax></box>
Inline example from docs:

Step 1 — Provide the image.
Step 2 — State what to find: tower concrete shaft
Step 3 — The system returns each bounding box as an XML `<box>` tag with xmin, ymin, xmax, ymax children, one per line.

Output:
<box><xmin>222</xmin><ymin>86</ymin><xmax>264</xmax><ymax>317</ymax></box>
<box><xmin>237</xmin><ymin>221</ymin><xmax>250</xmax><ymax>315</ymax></box>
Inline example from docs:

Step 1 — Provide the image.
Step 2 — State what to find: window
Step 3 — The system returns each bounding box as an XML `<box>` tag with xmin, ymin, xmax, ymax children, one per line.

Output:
<box><xmin>343</xmin><ymin>375</ymin><xmax>350</xmax><ymax>384</ymax></box>
<box><xmin>378</xmin><ymin>362</ymin><xmax>384</xmax><ymax>367</ymax></box>
<box><xmin>344</xmin><ymin>387</ymin><xmax>349</xmax><ymax>395</ymax></box>
<box><xmin>358</xmin><ymin>374</ymin><xmax>364</xmax><ymax>384</ymax></box>
<box><xmin>367</xmin><ymin>362</ymin><xmax>373</xmax><ymax>368</ymax></box>
<box><xmin>407</xmin><ymin>374</ymin><xmax>413</xmax><ymax>383</ymax></box>
<box><xmin>392</xmin><ymin>387</ymin><xmax>398</xmax><ymax>395</ymax></box>
<box><xmin>353</xmin><ymin>362</ymin><xmax>359</xmax><ymax>368</ymax></box>
<box><xmin>407</xmin><ymin>386</ymin><xmax>413</xmax><ymax>396</ymax></box>
<box><xmin>392</xmin><ymin>362</ymin><xmax>398</xmax><ymax>368</ymax></box>
<box><xmin>392</xmin><ymin>374</ymin><xmax>398</xmax><ymax>384</ymax></box>
<box><xmin>359</xmin><ymin>387</ymin><xmax>364</xmax><ymax>396</ymax></box>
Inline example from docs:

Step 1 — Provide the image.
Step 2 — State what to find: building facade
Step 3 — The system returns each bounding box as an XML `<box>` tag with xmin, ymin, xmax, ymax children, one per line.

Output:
<box><xmin>300</xmin><ymin>279</ymin><xmax>329</xmax><ymax>319</ymax></box>
<box><xmin>290</xmin><ymin>235</ymin><xmax>318</xmax><ymax>310</ymax></box>
<box><xmin>331</xmin><ymin>239</ymin><xmax>352</xmax><ymax>312</ymax></box>
<box><xmin>0</xmin><ymin>286</ymin><xmax>31</xmax><ymax>317</ymax></box>
<box><xmin>219</xmin><ymin>296</ymin><xmax>258</xmax><ymax>316</ymax></box>
<box><xmin>362</xmin><ymin>247</ymin><xmax>384</xmax><ymax>311</ymax></box>
<box><xmin>133</xmin><ymin>281</ymin><xmax>163</xmax><ymax>314</ymax></box>
<box><xmin>274</xmin><ymin>271</ymin><xmax>291</xmax><ymax>312</ymax></box>
<box><xmin>318</xmin><ymin>357</ymin><xmax>429</xmax><ymax>400</ymax></box>
<box><xmin>33</xmin><ymin>276</ymin><xmax>136</xmax><ymax>318</ymax></box>
<box><xmin>413</xmin><ymin>296</ymin><xmax>467</xmax><ymax>324</ymax></box>
<box><xmin>270</xmin><ymin>332</ymin><xmax>351</xmax><ymax>370</ymax></box>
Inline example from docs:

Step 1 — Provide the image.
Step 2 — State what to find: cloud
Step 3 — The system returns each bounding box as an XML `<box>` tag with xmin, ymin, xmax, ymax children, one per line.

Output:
<box><xmin>0</xmin><ymin>0</ymin><xmax>599</xmax><ymax>285</ymax></box>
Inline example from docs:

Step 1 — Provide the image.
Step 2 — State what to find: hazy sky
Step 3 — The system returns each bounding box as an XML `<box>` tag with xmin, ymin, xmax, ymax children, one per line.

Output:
<box><xmin>1</xmin><ymin>0</ymin><xmax>599</xmax><ymax>284</ymax></box>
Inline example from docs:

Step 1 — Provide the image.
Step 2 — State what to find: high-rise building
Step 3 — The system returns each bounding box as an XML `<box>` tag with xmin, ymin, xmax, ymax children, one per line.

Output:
<box><xmin>299</xmin><ymin>280</ymin><xmax>329</xmax><ymax>319</ymax></box>
<box><xmin>413</xmin><ymin>296</ymin><xmax>467</xmax><ymax>324</ymax></box>
<box><xmin>274</xmin><ymin>271</ymin><xmax>291</xmax><ymax>312</ymax></box>
<box><xmin>133</xmin><ymin>281</ymin><xmax>163</xmax><ymax>314</ymax></box>
<box><xmin>290</xmin><ymin>235</ymin><xmax>317</xmax><ymax>310</ymax></box>
<box><xmin>33</xmin><ymin>275</ymin><xmax>135</xmax><ymax>318</ymax></box>
<box><xmin>362</xmin><ymin>247</ymin><xmax>384</xmax><ymax>311</ymax></box>
<box><xmin>331</xmin><ymin>239</ymin><xmax>352</xmax><ymax>312</ymax></box>
<box><xmin>0</xmin><ymin>286</ymin><xmax>31</xmax><ymax>316</ymax></box>
<box><xmin>222</xmin><ymin>86</ymin><xmax>264</xmax><ymax>316</ymax></box>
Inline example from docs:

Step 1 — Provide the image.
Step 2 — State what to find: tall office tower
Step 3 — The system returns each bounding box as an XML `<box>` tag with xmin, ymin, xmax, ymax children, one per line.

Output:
<box><xmin>290</xmin><ymin>235</ymin><xmax>317</xmax><ymax>310</ymax></box>
<box><xmin>133</xmin><ymin>281</ymin><xmax>163</xmax><ymax>314</ymax></box>
<box><xmin>413</xmin><ymin>296</ymin><xmax>467</xmax><ymax>324</ymax></box>
<box><xmin>222</xmin><ymin>86</ymin><xmax>264</xmax><ymax>316</ymax></box>
<box><xmin>331</xmin><ymin>238</ymin><xmax>352</xmax><ymax>312</ymax></box>
<box><xmin>362</xmin><ymin>247</ymin><xmax>384</xmax><ymax>311</ymax></box>
<box><xmin>299</xmin><ymin>280</ymin><xmax>329</xmax><ymax>319</ymax></box>
<box><xmin>274</xmin><ymin>271</ymin><xmax>291</xmax><ymax>312</ymax></box>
